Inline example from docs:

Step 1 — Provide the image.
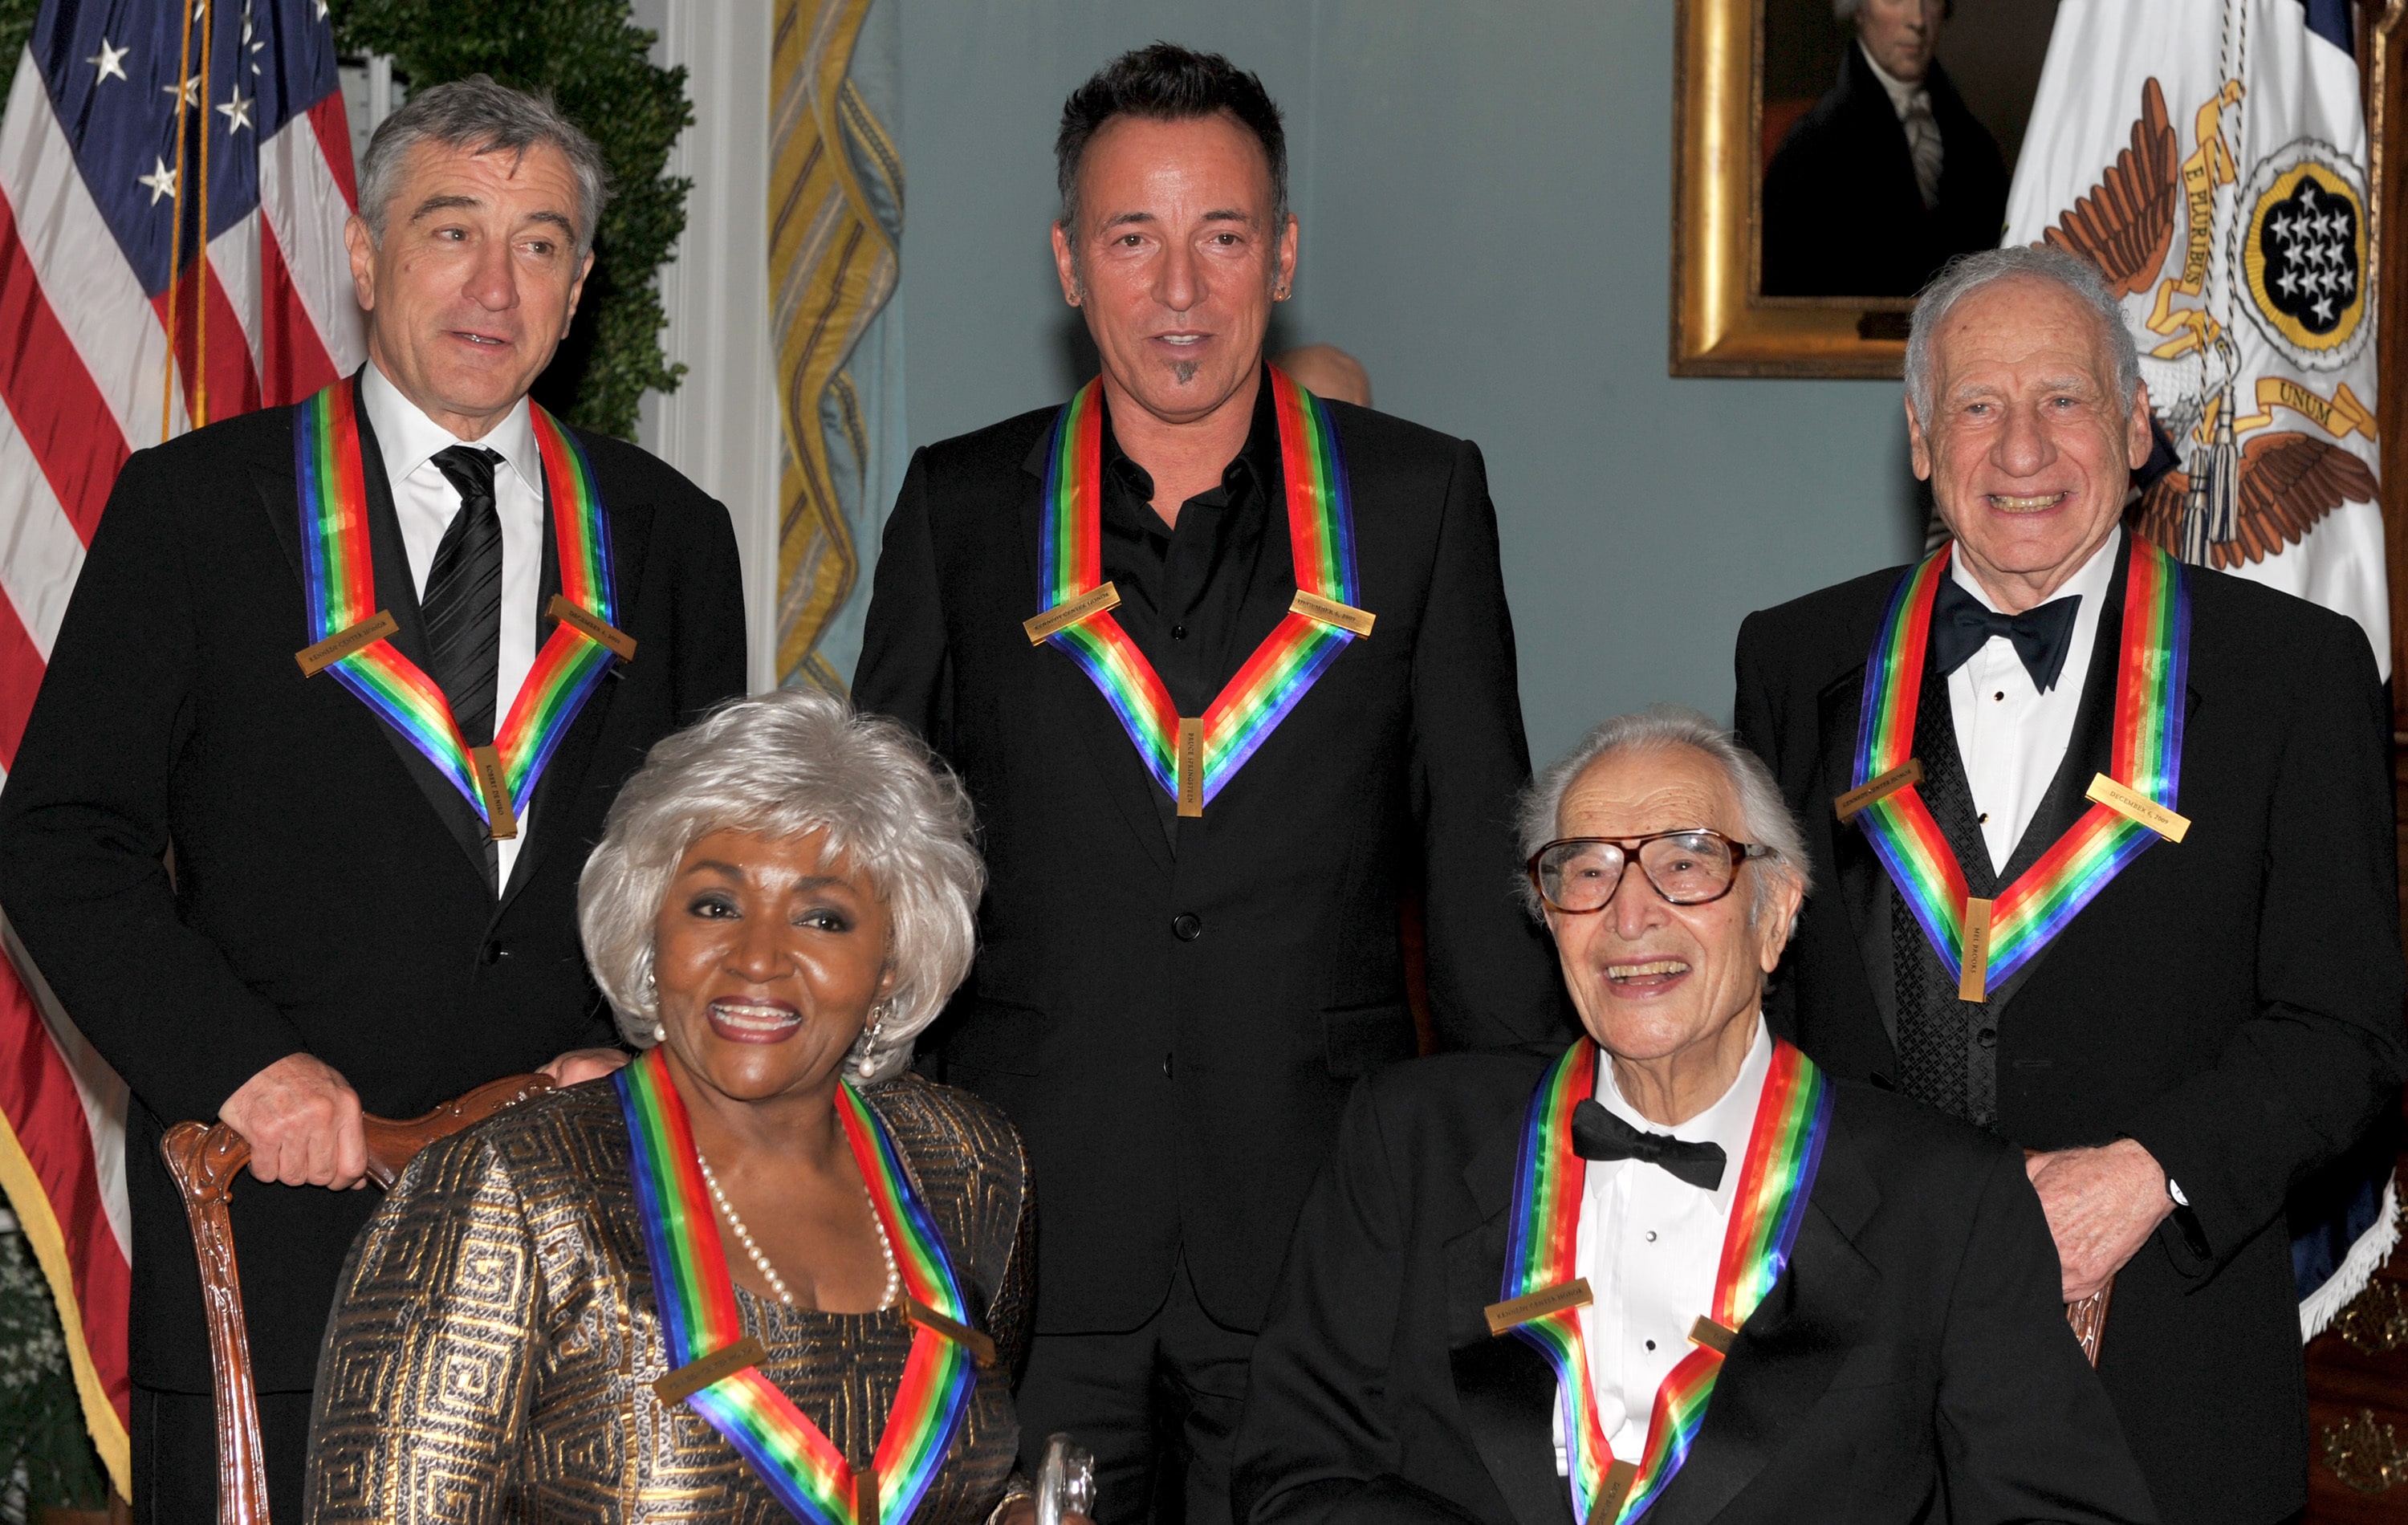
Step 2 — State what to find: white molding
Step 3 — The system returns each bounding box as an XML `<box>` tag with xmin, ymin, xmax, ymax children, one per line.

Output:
<box><xmin>638</xmin><ymin>0</ymin><xmax>779</xmax><ymax>692</ymax></box>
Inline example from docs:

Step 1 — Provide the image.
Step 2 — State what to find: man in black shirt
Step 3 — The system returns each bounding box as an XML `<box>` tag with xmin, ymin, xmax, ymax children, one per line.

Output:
<box><xmin>854</xmin><ymin>42</ymin><xmax>1567</xmax><ymax>1523</ymax></box>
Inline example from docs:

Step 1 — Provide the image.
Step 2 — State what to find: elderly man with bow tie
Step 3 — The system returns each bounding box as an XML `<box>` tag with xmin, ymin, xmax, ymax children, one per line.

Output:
<box><xmin>1230</xmin><ymin>706</ymin><xmax>2156</xmax><ymax>1525</ymax></box>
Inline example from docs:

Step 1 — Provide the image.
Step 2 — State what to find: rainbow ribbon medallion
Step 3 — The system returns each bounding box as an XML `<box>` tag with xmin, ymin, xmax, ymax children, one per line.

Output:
<box><xmin>1035</xmin><ymin>366</ymin><xmax>1365</xmax><ymax>811</ymax></box>
<box><xmin>294</xmin><ymin>374</ymin><xmax>628</xmax><ymax>834</ymax></box>
<box><xmin>1849</xmin><ymin>536</ymin><xmax>2190</xmax><ymax>993</ymax></box>
<box><xmin>617</xmin><ymin>1048</ymin><xmax>978</xmax><ymax>1524</ymax></box>
<box><xmin>1500</xmin><ymin>1040</ymin><xmax>1831</xmax><ymax>1523</ymax></box>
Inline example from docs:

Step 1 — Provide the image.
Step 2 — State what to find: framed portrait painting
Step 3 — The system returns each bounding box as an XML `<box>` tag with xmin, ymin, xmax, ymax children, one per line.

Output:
<box><xmin>1672</xmin><ymin>0</ymin><xmax>2062</xmax><ymax>376</ymax></box>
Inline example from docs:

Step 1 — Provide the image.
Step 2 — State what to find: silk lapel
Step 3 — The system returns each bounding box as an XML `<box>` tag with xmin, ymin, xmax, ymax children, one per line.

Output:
<box><xmin>1817</xmin><ymin>666</ymin><xmax>1898</xmax><ymax>1047</ymax></box>
<box><xmin>1016</xmin><ymin>437</ymin><xmax>1176</xmax><ymax>877</ymax></box>
<box><xmin>1446</xmin><ymin>1111</ymin><xmax>1578</xmax><ymax>1525</ymax></box>
<box><xmin>1640</xmin><ymin>1111</ymin><xmax>1881</xmax><ymax>1525</ymax></box>
<box><xmin>494</xmin><ymin>484</ymin><xmax>649</xmax><ymax>913</ymax></box>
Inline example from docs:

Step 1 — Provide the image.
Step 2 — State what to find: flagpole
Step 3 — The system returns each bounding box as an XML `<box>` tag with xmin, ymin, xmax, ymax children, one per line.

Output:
<box><xmin>158</xmin><ymin>0</ymin><xmax>199</xmax><ymax>443</ymax></box>
<box><xmin>194</xmin><ymin>0</ymin><xmax>210</xmax><ymax>429</ymax></box>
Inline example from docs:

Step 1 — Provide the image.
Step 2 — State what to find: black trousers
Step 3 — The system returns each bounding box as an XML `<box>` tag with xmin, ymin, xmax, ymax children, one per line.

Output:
<box><xmin>132</xmin><ymin>1383</ymin><xmax>310</xmax><ymax>1524</ymax></box>
<box><xmin>1015</xmin><ymin>1257</ymin><xmax>1255</xmax><ymax>1525</ymax></box>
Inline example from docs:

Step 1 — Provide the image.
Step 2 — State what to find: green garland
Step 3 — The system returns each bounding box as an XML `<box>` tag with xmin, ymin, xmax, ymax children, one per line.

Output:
<box><xmin>0</xmin><ymin>0</ymin><xmax>692</xmax><ymax>439</ymax></box>
<box><xmin>331</xmin><ymin>0</ymin><xmax>693</xmax><ymax>439</ymax></box>
<box><xmin>0</xmin><ymin>1201</ymin><xmax>105</xmax><ymax>1518</ymax></box>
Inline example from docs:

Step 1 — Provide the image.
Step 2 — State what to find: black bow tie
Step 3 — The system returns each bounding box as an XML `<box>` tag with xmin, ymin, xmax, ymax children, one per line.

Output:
<box><xmin>1930</xmin><ymin>576</ymin><xmax>2081</xmax><ymax>693</ymax></box>
<box><xmin>1570</xmin><ymin>1100</ymin><xmax>1727</xmax><ymax>1191</ymax></box>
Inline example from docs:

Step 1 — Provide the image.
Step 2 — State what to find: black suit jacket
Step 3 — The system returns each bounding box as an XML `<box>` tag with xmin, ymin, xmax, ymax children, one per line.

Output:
<box><xmin>853</xmin><ymin>395</ymin><xmax>1572</xmax><ymax>1335</ymax></box>
<box><xmin>1231</xmin><ymin>1047</ymin><xmax>2159</xmax><ymax>1525</ymax></box>
<box><xmin>1732</xmin><ymin>547</ymin><xmax>2408</xmax><ymax>1523</ymax></box>
<box><xmin>1761</xmin><ymin>47</ymin><xmax>2008</xmax><ymax>297</ymax></box>
<box><xmin>0</xmin><ymin>391</ymin><xmax>746</xmax><ymax>1392</ymax></box>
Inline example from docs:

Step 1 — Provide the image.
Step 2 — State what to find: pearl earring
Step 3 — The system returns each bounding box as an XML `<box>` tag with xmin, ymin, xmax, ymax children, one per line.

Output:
<box><xmin>856</xmin><ymin>999</ymin><xmax>892</xmax><ymax>1078</ymax></box>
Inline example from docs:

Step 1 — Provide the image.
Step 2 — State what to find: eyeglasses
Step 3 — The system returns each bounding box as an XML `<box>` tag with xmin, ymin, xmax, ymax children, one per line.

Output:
<box><xmin>1525</xmin><ymin>829</ymin><xmax>1765</xmax><ymax>915</ymax></box>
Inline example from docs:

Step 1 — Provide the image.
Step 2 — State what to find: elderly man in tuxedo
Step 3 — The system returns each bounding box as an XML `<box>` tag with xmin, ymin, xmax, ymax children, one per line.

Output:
<box><xmin>1732</xmin><ymin>245</ymin><xmax>2408</xmax><ymax>1523</ymax></box>
<box><xmin>0</xmin><ymin>78</ymin><xmax>745</xmax><ymax>1520</ymax></box>
<box><xmin>1230</xmin><ymin>708</ymin><xmax>2155</xmax><ymax>1525</ymax></box>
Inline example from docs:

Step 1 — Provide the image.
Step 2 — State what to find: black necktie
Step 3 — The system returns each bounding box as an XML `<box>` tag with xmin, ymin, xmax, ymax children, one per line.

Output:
<box><xmin>1930</xmin><ymin>575</ymin><xmax>2081</xmax><ymax>693</ymax></box>
<box><xmin>1570</xmin><ymin>1099</ymin><xmax>1727</xmax><ymax>1191</ymax></box>
<box><xmin>422</xmin><ymin>445</ymin><xmax>504</xmax><ymax>746</ymax></box>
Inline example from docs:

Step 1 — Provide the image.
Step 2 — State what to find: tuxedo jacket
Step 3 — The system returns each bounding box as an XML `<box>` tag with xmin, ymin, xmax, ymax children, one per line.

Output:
<box><xmin>1732</xmin><ymin>546</ymin><xmax>2408</xmax><ymax>1523</ymax></box>
<box><xmin>0</xmin><ymin>392</ymin><xmax>746</xmax><ymax>1393</ymax></box>
<box><xmin>1230</xmin><ymin>1047</ymin><xmax>2158</xmax><ymax>1525</ymax></box>
<box><xmin>1760</xmin><ymin>48</ymin><xmax>2008</xmax><ymax>298</ymax></box>
<box><xmin>853</xmin><ymin>396</ymin><xmax>1572</xmax><ymax>1335</ymax></box>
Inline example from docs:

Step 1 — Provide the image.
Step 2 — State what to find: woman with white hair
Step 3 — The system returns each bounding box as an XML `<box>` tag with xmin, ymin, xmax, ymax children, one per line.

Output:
<box><xmin>307</xmin><ymin>689</ymin><xmax>1074</xmax><ymax>1525</ymax></box>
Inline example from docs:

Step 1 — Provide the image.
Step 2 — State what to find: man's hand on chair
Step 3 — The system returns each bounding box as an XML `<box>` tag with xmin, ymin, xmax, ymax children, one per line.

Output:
<box><xmin>220</xmin><ymin>1052</ymin><xmax>367</xmax><ymax>1189</ymax></box>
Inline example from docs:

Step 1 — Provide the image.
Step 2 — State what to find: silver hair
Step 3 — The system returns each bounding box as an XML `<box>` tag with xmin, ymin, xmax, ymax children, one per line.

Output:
<box><xmin>1904</xmin><ymin>245</ymin><xmax>2142</xmax><ymax>431</ymax></box>
<box><xmin>1515</xmin><ymin>705</ymin><xmax>1810</xmax><ymax>934</ymax></box>
<box><xmin>357</xmin><ymin>75</ymin><xmax>611</xmax><ymax>257</ymax></box>
<box><xmin>577</xmin><ymin>688</ymin><xmax>984</xmax><ymax>1082</ymax></box>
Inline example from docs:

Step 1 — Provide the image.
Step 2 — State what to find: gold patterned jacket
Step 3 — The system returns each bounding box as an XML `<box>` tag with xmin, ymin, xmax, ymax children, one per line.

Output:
<box><xmin>306</xmin><ymin>1074</ymin><xmax>1033</xmax><ymax>1523</ymax></box>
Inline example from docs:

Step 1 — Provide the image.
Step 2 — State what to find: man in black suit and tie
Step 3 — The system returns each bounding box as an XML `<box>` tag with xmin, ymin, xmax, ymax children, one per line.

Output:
<box><xmin>0</xmin><ymin>78</ymin><xmax>746</xmax><ymax>1522</ymax></box>
<box><xmin>854</xmin><ymin>42</ymin><xmax>1568</xmax><ymax>1523</ymax></box>
<box><xmin>1231</xmin><ymin>709</ymin><xmax>2156</xmax><ymax>1524</ymax></box>
<box><xmin>1760</xmin><ymin>0</ymin><xmax>2008</xmax><ymax>296</ymax></box>
<box><xmin>1731</xmin><ymin>246</ymin><xmax>2408</xmax><ymax>1523</ymax></box>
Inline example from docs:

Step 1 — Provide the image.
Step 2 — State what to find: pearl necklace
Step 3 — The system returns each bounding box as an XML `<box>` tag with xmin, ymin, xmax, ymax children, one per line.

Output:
<box><xmin>697</xmin><ymin>1153</ymin><xmax>900</xmax><ymax>1312</ymax></box>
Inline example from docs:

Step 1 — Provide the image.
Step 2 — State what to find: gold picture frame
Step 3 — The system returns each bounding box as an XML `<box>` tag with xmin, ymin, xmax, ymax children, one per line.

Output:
<box><xmin>1670</xmin><ymin>0</ymin><xmax>1913</xmax><ymax>378</ymax></box>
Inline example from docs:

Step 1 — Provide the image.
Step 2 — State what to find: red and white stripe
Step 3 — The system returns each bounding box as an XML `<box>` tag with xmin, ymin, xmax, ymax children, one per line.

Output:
<box><xmin>0</xmin><ymin>43</ymin><xmax>360</xmax><ymax>1497</ymax></box>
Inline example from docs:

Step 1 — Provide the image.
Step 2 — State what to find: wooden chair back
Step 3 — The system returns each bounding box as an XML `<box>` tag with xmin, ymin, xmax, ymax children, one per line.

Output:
<box><xmin>158</xmin><ymin>1072</ymin><xmax>556</xmax><ymax>1525</ymax></box>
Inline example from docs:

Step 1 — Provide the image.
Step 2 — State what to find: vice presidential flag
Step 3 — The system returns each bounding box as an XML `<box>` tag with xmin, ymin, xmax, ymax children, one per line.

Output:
<box><xmin>2005</xmin><ymin>0</ymin><xmax>2388</xmax><ymax>681</ymax></box>
<box><xmin>0</xmin><ymin>0</ymin><xmax>363</xmax><ymax>1491</ymax></box>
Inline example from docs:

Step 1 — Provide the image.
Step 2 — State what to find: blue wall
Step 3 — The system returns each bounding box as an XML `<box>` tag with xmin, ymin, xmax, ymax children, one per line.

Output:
<box><xmin>893</xmin><ymin>0</ymin><xmax>1925</xmax><ymax>765</ymax></box>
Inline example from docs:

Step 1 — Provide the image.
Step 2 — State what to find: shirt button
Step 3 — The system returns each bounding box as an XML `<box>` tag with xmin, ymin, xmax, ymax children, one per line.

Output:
<box><xmin>1645</xmin><ymin>1230</ymin><xmax>1658</xmax><ymax>1242</ymax></box>
<box><xmin>1172</xmin><ymin>913</ymin><xmax>1203</xmax><ymax>941</ymax></box>
<box><xmin>1979</xmin><ymin>811</ymin><xmax>1990</xmax><ymax>824</ymax></box>
<box><xmin>1995</xmin><ymin>691</ymin><xmax>2005</xmax><ymax>702</ymax></box>
<box><xmin>1645</xmin><ymin>1339</ymin><xmax>1657</xmax><ymax>1351</ymax></box>
<box><xmin>1170</xmin><ymin>624</ymin><xmax>1189</xmax><ymax>640</ymax></box>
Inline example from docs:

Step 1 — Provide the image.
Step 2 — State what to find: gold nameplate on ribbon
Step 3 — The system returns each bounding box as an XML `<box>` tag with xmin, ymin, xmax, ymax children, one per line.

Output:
<box><xmin>545</xmin><ymin>594</ymin><xmax>637</xmax><ymax>662</ymax></box>
<box><xmin>652</xmin><ymin>1334</ymin><xmax>767</xmax><ymax>1405</ymax></box>
<box><xmin>1958</xmin><ymin>897</ymin><xmax>1994</xmax><ymax>1002</ymax></box>
<box><xmin>1833</xmin><ymin>758</ymin><xmax>1923</xmax><ymax>823</ymax></box>
<box><xmin>1594</xmin><ymin>1460</ymin><xmax>1639</xmax><ymax>1524</ymax></box>
<box><xmin>1688</xmin><ymin>1315</ymin><xmax>1737</xmax><ymax>1355</ymax></box>
<box><xmin>1289</xmin><ymin>588</ymin><xmax>1376</xmax><ymax>637</ymax></box>
<box><xmin>292</xmin><ymin>608</ymin><xmax>398</xmax><ymax>677</ymax></box>
<box><xmin>1177</xmin><ymin>718</ymin><xmax>1206</xmax><ymax>818</ymax></box>
<box><xmin>470</xmin><ymin>745</ymin><xmax>519</xmax><ymax>840</ymax></box>
<box><xmin>906</xmin><ymin>1295</ymin><xmax>999</xmax><ymax>1368</ymax></box>
<box><xmin>856</xmin><ymin>1470</ymin><xmax>881</xmax><ymax>1525</ymax></box>
<box><xmin>1483</xmin><ymin>1277</ymin><xmax>1592</xmax><ymax>1337</ymax></box>
<box><xmin>2085</xmin><ymin>773</ymin><xmax>2191</xmax><ymax>844</ymax></box>
<box><xmin>1022</xmin><ymin>581</ymin><xmax>1122</xmax><ymax>645</ymax></box>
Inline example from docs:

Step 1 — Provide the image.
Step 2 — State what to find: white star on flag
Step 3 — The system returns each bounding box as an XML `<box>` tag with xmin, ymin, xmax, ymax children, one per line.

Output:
<box><xmin>136</xmin><ymin>156</ymin><xmax>177</xmax><ymax>205</ymax></box>
<box><xmin>217</xmin><ymin>91</ymin><xmax>253</xmax><ymax>133</ymax></box>
<box><xmin>85</xmin><ymin>40</ymin><xmax>128</xmax><ymax>87</ymax></box>
<box><xmin>161</xmin><ymin>73</ymin><xmax>201</xmax><ymax>108</ymax></box>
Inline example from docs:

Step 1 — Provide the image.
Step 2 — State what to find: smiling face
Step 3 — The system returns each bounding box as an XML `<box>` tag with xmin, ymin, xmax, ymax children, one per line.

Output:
<box><xmin>1051</xmin><ymin>112</ymin><xmax>1297</xmax><ymax>429</ymax></box>
<box><xmin>346</xmin><ymin>137</ymin><xmax>594</xmax><ymax>440</ymax></box>
<box><xmin>1545</xmin><ymin>746</ymin><xmax>1800</xmax><ymax>1078</ymax></box>
<box><xmin>1910</xmin><ymin>275</ymin><xmax>2154</xmax><ymax>611</ymax></box>
<box><xmin>1856</xmin><ymin>0</ymin><xmax>1944</xmax><ymax>83</ymax></box>
<box><xmin>649</xmin><ymin>828</ymin><xmax>895</xmax><ymax>1108</ymax></box>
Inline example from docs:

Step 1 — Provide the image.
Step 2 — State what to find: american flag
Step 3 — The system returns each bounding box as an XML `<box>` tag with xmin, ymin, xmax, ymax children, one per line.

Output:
<box><xmin>0</xmin><ymin>0</ymin><xmax>362</xmax><ymax>1492</ymax></box>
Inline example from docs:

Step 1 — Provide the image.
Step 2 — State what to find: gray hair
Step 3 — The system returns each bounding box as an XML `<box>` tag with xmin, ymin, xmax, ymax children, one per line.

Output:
<box><xmin>577</xmin><ymin>688</ymin><xmax>984</xmax><ymax>1082</ymax></box>
<box><xmin>1515</xmin><ymin>706</ymin><xmax>1810</xmax><ymax>932</ymax></box>
<box><xmin>1905</xmin><ymin>245</ymin><xmax>2141</xmax><ymax>431</ymax></box>
<box><xmin>358</xmin><ymin>75</ymin><xmax>611</xmax><ymax>257</ymax></box>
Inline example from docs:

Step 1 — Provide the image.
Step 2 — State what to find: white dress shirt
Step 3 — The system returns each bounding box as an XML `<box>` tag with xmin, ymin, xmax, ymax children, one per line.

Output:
<box><xmin>360</xmin><ymin>362</ymin><xmax>544</xmax><ymax>884</ymax></box>
<box><xmin>1555</xmin><ymin>1020</ymin><xmax>1775</xmax><ymax>1472</ymax></box>
<box><xmin>1944</xmin><ymin>532</ymin><xmax>2119</xmax><ymax>874</ymax></box>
